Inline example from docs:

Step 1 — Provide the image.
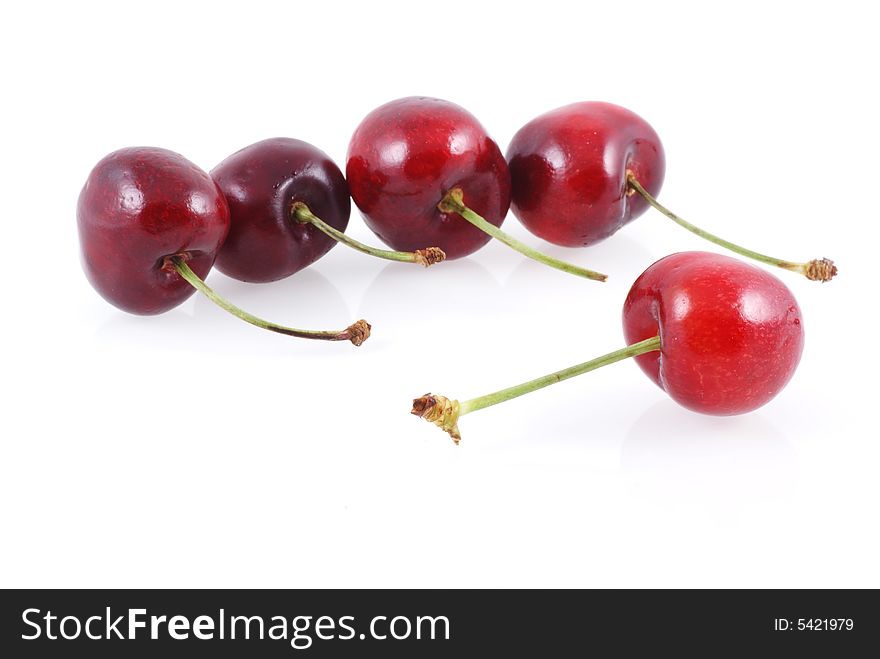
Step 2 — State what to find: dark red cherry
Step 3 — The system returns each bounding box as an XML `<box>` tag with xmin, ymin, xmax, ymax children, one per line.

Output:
<box><xmin>211</xmin><ymin>138</ymin><xmax>350</xmax><ymax>283</ymax></box>
<box><xmin>622</xmin><ymin>251</ymin><xmax>804</xmax><ymax>415</ymax></box>
<box><xmin>77</xmin><ymin>146</ymin><xmax>229</xmax><ymax>315</ymax></box>
<box><xmin>508</xmin><ymin>101</ymin><xmax>664</xmax><ymax>247</ymax></box>
<box><xmin>414</xmin><ymin>251</ymin><xmax>804</xmax><ymax>442</ymax></box>
<box><xmin>346</xmin><ymin>96</ymin><xmax>510</xmax><ymax>260</ymax></box>
<box><xmin>508</xmin><ymin>101</ymin><xmax>835</xmax><ymax>281</ymax></box>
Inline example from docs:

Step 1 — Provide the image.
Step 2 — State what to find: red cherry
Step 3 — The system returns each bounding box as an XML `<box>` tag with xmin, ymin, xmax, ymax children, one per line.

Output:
<box><xmin>78</xmin><ymin>147</ymin><xmax>230</xmax><ymax>315</ymax></box>
<box><xmin>508</xmin><ymin>101</ymin><xmax>836</xmax><ymax>282</ymax></box>
<box><xmin>347</xmin><ymin>97</ymin><xmax>606</xmax><ymax>280</ymax></box>
<box><xmin>509</xmin><ymin>101</ymin><xmax>665</xmax><ymax>247</ymax></box>
<box><xmin>622</xmin><ymin>252</ymin><xmax>803</xmax><ymax>415</ymax></box>
<box><xmin>413</xmin><ymin>251</ymin><xmax>804</xmax><ymax>442</ymax></box>
<box><xmin>347</xmin><ymin>97</ymin><xmax>508</xmax><ymax>258</ymax></box>
<box><xmin>212</xmin><ymin>138</ymin><xmax>444</xmax><ymax>281</ymax></box>
<box><xmin>78</xmin><ymin>147</ymin><xmax>370</xmax><ymax>345</ymax></box>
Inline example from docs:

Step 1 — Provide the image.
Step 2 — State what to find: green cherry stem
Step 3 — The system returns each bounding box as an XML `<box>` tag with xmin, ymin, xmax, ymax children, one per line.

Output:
<box><xmin>626</xmin><ymin>172</ymin><xmax>837</xmax><ymax>282</ymax></box>
<box><xmin>292</xmin><ymin>202</ymin><xmax>445</xmax><ymax>267</ymax></box>
<box><xmin>168</xmin><ymin>256</ymin><xmax>371</xmax><ymax>345</ymax></box>
<box><xmin>412</xmin><ymin>335</ymin><xmax>661</xmax><ymax>443</ymax></box>
<box><xmin>438</xmin><ymin>188</ymin><xmax>608</xmax><ymax>282</ymax></box>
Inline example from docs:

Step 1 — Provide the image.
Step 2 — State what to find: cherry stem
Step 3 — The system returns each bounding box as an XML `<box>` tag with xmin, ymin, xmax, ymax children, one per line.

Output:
<box><xmin>168</xmin><ymin>256</ymin><xmax>371</xmax><ymax>345</ymax></box>
<box><xmin>626</xmin><ymin>172</ymin><xmax>837</xmax><ymax>282</ymax></box>
<box><xmin>291</xmin><ymin>202</ymin><xmax>445</xmax><ymax>267</ymax></box>
<box><xmin>412</xmin><ymin>335</ymin><xmax>661</xmax><ymax>443</ymax></box>
<box><xmin>438</xmin><ymin>188</ymin><xmax>608</xmax><ymax>282</ymax></box>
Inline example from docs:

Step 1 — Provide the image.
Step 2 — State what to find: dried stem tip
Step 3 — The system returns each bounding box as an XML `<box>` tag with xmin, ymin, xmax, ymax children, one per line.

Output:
<box><xmin>345</xmin><ymin>320</ymin><xmax>372</xmax><ymax>346</ymax></box>
<box><xmin>804</xmin><ymin>258</ymin><xmax>838</xmax><ymax>282</ymax></box>
<box><xmin>413</xmin><ymin>247</ymin><xmax>446</xmax><ymax>267</ymax></box>
<box><xmin>411</xmin><ymin>394</ymin><xmax>462</xmax><ymax>444</ymax></box>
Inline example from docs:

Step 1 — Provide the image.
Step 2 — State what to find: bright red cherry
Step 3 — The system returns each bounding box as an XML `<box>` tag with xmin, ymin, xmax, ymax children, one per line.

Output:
<box><xmin>212</xmin><ymin>138</ymin><xmax>442</xmax><ymax>282</ymax></box>
<box><xmin>78</xmin><ymin>147</ymin><xmax>370</xmax><ymax>345</ymax></box>
<box><xmin>508</xmin><ymin>101</ymin><xmax>836</xmax><ymax>282</ymax></box>
<box><xmin>413</xmin><ymin>251</ymin><xmax>804</xmax><ymax>442</ymax></box>
<box><xmin>621</xmin><ymin>251</ymin><xmax>803</xmax><ymax>414</ymax></box>
<box><xmin>347</xmin><ymin>96</ymin><xmax>605</xmax><ymax>280</ymax></box>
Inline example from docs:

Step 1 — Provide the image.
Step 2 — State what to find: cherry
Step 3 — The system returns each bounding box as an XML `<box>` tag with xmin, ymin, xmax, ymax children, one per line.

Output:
<box><xmin>413</xmin><ymin>251</ymin><xmax>804</xmax><ymax>442</ymax></box>
<box><xmin>211</xmin><ymin>138</ymin><xmax>444</xmax><ymax>282</ymax></box>
<box><xmin>346</xmin><ymin>96</ymin><xmax>606</xmax><ymax>281</ymax></box>
<box><xmin>508</xmin><ymin>101</ymin><xmax>836</xmax><ymax>282</ymax></box>
<box><xmin>78</xmin><ymin>147</ymin><xmax>370</xmax><ymax>345</ymax></box>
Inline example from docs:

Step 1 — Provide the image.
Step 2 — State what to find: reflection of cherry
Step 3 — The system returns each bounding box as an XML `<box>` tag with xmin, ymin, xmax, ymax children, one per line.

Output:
<box><xmin>508</xmin><ymin>101</ymin><xmax>836</xmax><ymax>281</ymax></box>
<box><xmin>413</xmin><ymin>252</ymin><xmax>804</xmax><ymax>442</ymax></box>
<box><xmin>78</xmin><ymin>147</ymin><xmax>370</xmax><ymax>345</ymax></box>
<box><xmin>212</xmin><ymin>138</ymin><xmax>442</xmax><ymax>283</ymax></box>
<box><xmin>347</xmin><ymin>96</ymin><xmax>605</xmax><ymax>280</ymax></box>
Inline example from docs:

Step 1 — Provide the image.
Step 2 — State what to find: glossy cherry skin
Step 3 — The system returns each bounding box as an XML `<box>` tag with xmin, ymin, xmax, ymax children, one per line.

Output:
<box><xmin>346</xmin><ymin>96</ymin><xmax>511</xmax><ymax>260</ymax></box>
<box><xmin>211</xmin><ymin>138</ymin><xmax>350</xmax><ymax>283</ymax></box>
<box><xmin>508</xmin><ymin>101</ymin><xmax>665</xmax><ymax>247</ymax></box>
<box><xmin>78</xmin><ymin>147</ymin><xmax>230</xmax><ymax>315</ymax></box>
<box><xmin>623</xmin><ymin>252</ymin><xmax>804</xmax><ymax>415</ymax></box>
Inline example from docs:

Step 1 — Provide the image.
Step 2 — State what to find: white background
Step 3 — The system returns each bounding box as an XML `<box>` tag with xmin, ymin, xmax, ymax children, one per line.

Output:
<box><xmin>2</xmin><ymin>1</ymin><xmax>878</xmax><ymax>588</ymax></box>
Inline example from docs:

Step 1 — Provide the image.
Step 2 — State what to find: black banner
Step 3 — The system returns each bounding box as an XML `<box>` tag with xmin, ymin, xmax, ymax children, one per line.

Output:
<box><xmin>1</xmin><ymin>589</ymin><xmax>875</xmax><ymax>656</ymax></box>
